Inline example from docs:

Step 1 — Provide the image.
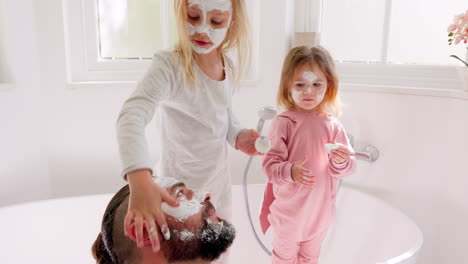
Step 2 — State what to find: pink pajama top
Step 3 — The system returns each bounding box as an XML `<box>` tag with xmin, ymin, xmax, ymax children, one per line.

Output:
<box><xmin>259</xmin><ymin>110</ymin><xmax>356</xmax><ymax>240</ymax></box>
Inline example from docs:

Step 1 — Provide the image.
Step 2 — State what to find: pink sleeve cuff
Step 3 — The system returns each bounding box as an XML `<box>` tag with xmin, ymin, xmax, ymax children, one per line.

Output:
<box><xmin>330</xmin><ymin>158</ymin><xmax>350</xmax><ymax>169</ymax></box>
<box><xmin>328</xmin><ymin>156</ymin><xmax>356</xmax><ymax>179</ymax></box>
<box><xmin>281</xmin><ymin>162</ymin><xmax>295</xmax><ymax>184</ymax></box>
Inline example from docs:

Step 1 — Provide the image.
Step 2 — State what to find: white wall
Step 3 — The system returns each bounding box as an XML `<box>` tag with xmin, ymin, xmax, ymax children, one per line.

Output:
<box><xmin>1</xmin><ymin>0</ymin><xmax>468</xmax><ymax>263</ymax></box>
<box><xmin>337</xmin><ymin>87</ymin><xmax>468</xmax><ymax>264</ymax></box>
<box><xmin>0</xmin><ymin>0</ymin><xmax>50</xmax><ymax>206</ymax></box>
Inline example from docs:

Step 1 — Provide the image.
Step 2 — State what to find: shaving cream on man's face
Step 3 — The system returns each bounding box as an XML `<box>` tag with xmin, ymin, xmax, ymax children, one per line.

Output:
<box><xmin>161</xmin><ymin>196</ymin><xmax>203</xmax><ymax>222</ymax></box>
<box><xmin>186</xmin><ymin>0</ymin><xmax>232</xmax><ymax>54</ymax></box>
<box><xmin>155</xmin><ymin>176</ymin><xmax>208</xmax><ymax>222</ymax></box>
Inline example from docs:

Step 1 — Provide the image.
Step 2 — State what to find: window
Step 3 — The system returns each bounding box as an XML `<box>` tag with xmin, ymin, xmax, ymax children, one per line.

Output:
<box><xmin>97</xmin><ymin>0</ymin><xmax>177</xmax><ymax>59</ymax></box>
<box><xmin>0</xmin><ymin>0</ymin><xmax>14</xmax><ymax>85</ymax></box>
<box><xmin>63</xmin><ymin>0</ymin><xmax>259</xmax><ymax>83</ymax></box>
<box><xmin>321</xmin><ymin>0</ymin><xmax>467</xmax><ymax>90</ymax></box>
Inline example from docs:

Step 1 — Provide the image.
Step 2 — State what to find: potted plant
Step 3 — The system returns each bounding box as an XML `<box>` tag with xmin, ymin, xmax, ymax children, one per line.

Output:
<box><xmin>448</xmin><ymin>9</ymin><xmax>468</xmax><ymax>91</ymax></box>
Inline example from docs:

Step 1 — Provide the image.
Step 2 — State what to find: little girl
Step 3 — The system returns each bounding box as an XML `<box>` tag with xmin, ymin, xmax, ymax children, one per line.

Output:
<box><xmin>116</xmin><ymin>0</ymin><xmax>259</xmax><ymax>256</ymax></box>
<box><xmin>259</xmin><ymin>45</ymin><xmax>356</xmax><ymax>264</ymax></box>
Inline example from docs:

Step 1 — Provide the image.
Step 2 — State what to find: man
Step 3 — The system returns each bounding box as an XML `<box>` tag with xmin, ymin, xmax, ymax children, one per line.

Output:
<box><xmin>92</xmin><ymin>177</ymin><xmax>235</xmax><ymax>264</ymax></box>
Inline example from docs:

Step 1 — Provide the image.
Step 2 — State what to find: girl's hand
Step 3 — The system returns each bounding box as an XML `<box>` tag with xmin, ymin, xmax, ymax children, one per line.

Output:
<box><xmin>330</xmin><ymin>143</ymin><xmax>351</xmax><ymax>164</ymax></box>
<box><xmin>291</xmin><ymin>156</ymin><xmax>316</xmax><ymax>186</ymax></box>
<box><xmin>236</xmin><ymin>129</ymin><xmax>262</xmax><ymax>156</ymax></box>
<box><xmin>125</xmin><ymin>170</ymin><xmax>180</xmax><ymax>253</ymax></box>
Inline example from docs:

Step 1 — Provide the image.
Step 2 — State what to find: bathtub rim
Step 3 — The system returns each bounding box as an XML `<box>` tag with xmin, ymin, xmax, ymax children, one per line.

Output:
<box><xmin>239</xmin><ymin>183</ymin><xmax>424</xmax><ymax>264</ymax></box>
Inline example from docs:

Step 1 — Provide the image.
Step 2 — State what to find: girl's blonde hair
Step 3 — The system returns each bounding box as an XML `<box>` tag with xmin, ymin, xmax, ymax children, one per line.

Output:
<box><xmin>277</xmin><ymin>45</ymin><xmax>343</xmax><ymax>117</ymax></box>
<box><xmin>173</xmin><ymin>0</ymin><xmax>251</xmax><ymax>88</ymax></box>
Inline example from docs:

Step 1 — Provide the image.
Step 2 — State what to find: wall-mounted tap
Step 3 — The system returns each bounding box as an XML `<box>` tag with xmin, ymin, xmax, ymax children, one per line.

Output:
<box><xmin>347</xmin><ymin>133</ymin><xmax>379</xmax><ymax>162</ymax></box>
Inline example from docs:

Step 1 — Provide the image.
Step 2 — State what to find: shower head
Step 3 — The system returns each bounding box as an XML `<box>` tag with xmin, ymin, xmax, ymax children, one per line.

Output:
<box><xmin>258</xmin><ymin>106</ymin><xmax>277</xmax><ymax>121</ymax></box>
<box><xmin>256</xmin><ymin>106</ymin><xmax>277</xmax><ymax>134</ymax></box>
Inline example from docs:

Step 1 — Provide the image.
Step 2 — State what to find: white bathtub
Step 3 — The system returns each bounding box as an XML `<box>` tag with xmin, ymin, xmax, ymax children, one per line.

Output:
<box><xmin>0</xmin><ymin>184</ymin><xmax>423</xmax><ymax>264</ymax></box>
<box><xmin>232</xmin><ymin>184</ymin><xmax>424</xmax><ymax>264</ymax></box>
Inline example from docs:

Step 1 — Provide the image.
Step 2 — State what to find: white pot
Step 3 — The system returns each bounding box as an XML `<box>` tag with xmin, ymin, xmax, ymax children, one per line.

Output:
<box><xmin>465</xmin><ymin>50</ymin><xmax>468</xmax><ymax>92</ymax></box>
<box><xmin>459</xmin><ymin>48</ymin><xmax>468</xmax><ymax>92</ymax></box>
<box><xmin>458</xmin><ymin>67</ymin><xmax>468</xmax><ymax>92</ymax></box>
<box><xmin>457</xmin><ymin>67</ymin><xmax>468</xmax><ymax>92</ymax></box>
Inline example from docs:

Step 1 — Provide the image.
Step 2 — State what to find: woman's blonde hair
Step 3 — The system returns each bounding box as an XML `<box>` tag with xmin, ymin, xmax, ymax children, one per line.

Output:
<box><xmin>173</xmin><ymin>0</ymin><xmax>251</xmax><ymax>88</ymax></box>
<box><xmin>277</xmin><ymin>45</ymin><xmax>343</xmax><ymax>117</ymax></box>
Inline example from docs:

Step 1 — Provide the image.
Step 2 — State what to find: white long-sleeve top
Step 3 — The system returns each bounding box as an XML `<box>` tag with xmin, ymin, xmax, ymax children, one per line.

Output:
<box><xmin>116</xmin><ymin>50</ymin><xmax>244</xmax><ymax>207</ymax></box>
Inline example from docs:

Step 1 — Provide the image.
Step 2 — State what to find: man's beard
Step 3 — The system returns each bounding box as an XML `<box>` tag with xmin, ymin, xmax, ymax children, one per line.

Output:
<box><xmin>161</xmin><ymin>201</ymin><xmax>236</xmax><ymax>262</ymax></box>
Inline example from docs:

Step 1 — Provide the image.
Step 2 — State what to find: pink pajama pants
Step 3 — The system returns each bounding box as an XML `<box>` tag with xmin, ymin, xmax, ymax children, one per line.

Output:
<box><xmin>271</xmin><ymin>229</ymin><xmax>328</xmax><ymax>264</ymax></box>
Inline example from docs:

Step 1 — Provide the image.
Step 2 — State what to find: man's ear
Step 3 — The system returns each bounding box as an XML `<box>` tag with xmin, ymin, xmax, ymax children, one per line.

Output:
<box><xmin>127</xmin><ymin>222</ymin><xmax>152</xmax><ymax>246</ymax></box>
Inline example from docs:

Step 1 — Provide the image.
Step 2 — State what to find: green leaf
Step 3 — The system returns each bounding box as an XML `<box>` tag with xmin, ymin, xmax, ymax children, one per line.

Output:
<box><xmin>450</xmin><ymin>55</ymin><xmax>468</xmax><ymax>67</ymax></box>
<box><xmin>448</xmin><ymin>32</ymin><xmax>454</xmax><ymax>37</ymax></box>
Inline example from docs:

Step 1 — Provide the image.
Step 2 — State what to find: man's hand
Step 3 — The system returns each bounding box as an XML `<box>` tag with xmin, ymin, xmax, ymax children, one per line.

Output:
<box><xmin>235</xmin><ymin>129</ymin><xmax>262</xmax><ymax>156</ymax></box>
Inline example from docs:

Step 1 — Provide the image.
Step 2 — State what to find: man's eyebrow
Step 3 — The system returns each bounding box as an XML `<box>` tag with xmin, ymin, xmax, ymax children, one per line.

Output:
<box><xmin>170</xmin><ymin>182</ymin><xmax>186</xmax><ymax>193</ymax></box>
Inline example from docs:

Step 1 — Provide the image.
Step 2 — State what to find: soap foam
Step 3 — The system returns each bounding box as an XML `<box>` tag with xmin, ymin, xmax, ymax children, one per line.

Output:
<box><xmin>161</xmin><ymin>196</ymin><xmax>203</xmax><ymax>222</ymax></box>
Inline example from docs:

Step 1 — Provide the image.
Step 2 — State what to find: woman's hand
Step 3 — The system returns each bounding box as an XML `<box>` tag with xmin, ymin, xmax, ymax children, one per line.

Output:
<box><xmin>330</xmin><ymin>143</ymin><xmax>352</xmax><ymax>164</ymax></box>
<box><xmin>235</xmin><ymin>129</ymin><xmax>262</xmax><ymax>156</ymax></box>
<box><xmin>291</xmin><ymin>156</ymin><xmax>315</xmax><ymax>186</ymax></box>
<box><xmin>125</xmin><ymin>170</ymin><xmax>179</xmax><ymax>253</ymax></box>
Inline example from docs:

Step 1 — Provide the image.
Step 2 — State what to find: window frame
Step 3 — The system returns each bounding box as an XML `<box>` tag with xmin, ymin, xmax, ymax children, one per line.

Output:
<box><xmin>0</xmin><ymin>0</ymin><xmax>15</xmax><ymax>88</ymax></box>
<box><xmin>62</xmin><ymin>0</ymin><xmax>259</xmax><ymax>84</ymax></box>
<box><xmin>336</xmin><ymin>63</ymin><xmax>463</xmax><ymax>90</ymax></box>
<box><xmin>319</xmin><ymin>0</ymin><xmax>467</xmax><ymax>91</ymax></box>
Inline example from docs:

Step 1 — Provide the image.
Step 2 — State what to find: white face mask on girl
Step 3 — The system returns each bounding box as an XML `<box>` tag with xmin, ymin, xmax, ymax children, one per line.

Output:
<box><xmin>291</xmin><ymin>71</ymin><xmax>327</xmax><ymax>111</ymax></box>
<box><xmin>186</xmin><ymin>0</ymin><xmax>232</xmax><ymax>54</ymax></box>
